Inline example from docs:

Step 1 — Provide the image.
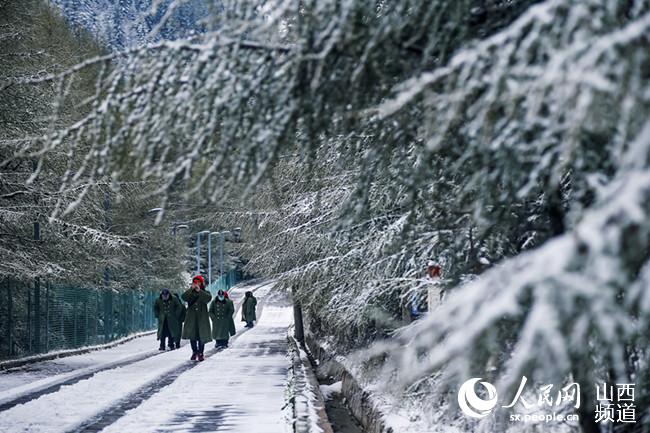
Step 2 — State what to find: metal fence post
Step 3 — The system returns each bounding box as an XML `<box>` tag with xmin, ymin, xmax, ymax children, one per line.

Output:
<box><xmin>73</xmin><ymin>296</ymin><xmax>78</xmax><ymax>347</ymax></box>
<box><xmin>103</xmin><ymin>290</ymin><xmax>111</xmax><ymax>343</ymax></box>
<box><xmin>45</xmin><ymin>281</ymin><xmax>50</xmax><ymax>352</ymax></box>
<box><xmin>96</xmin><ymin>291</ymin><xmax>100</xmax><ymax>342</ymax></box>
<box><xmin>84</xmin><ymin>298</ymin><xmax>88</xmax><ymax>345</ymax></box>
<box><xmin>27</xmin><ymin>286</ymin><xmax>32</xmax><ymax>354</ymax></box>
<box><xmin>7</xmin><ymin>281</ymin><xmax>12</xmax><ymax>357</ymax></box>
<box><xmin>60</xmin><ymin>288</ymin><xmax>64</xmax><ymax>347</ymax></box>
<box><xmin>33</xmin><ymin>220</ymin><xmax>41</xmax><ymax>353</ymax></box>
<box><xmin>130</xmin><ymin>292</ymin><xmax>135</xmax><ymax>334</ymax></box>
<box><xmin>34</xmin><ymin>278</ymin><xmax>41</xmax><ymax>353</ymax></box>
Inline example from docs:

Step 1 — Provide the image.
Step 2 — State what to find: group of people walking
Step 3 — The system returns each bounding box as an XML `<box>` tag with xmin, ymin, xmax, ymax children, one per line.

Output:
<box><xmin>153</xmin><ymin>275</ymin><xmax>258</xmax><ymax>361</ymax></box>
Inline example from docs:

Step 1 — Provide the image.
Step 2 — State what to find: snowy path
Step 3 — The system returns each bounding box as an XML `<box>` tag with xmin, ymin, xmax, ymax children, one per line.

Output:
<box><xmin>0</xmin><ymin>281</ymin><xmax>264</xmax><ymax>410</ymax></box>
<box><xmin>0</xmin><ymin>334</ymin><xmax>163</xmax><ymax>410</ymax></box>
<box><xmin>99</xmin><ymin>294</ymin><xmax>293</xmax><ymax>433</ymax></box>
<box><xmin>0</xmin><ymin>281</ymin><xmax>285</xmax><ymax>433</ymax></box>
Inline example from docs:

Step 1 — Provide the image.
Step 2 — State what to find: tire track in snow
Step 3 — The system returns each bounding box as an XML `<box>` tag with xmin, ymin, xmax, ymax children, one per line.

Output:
<box><xmin>0</xmin><ymin>346</ymin><xmax>176</xmax><ymax>413</ymax></box>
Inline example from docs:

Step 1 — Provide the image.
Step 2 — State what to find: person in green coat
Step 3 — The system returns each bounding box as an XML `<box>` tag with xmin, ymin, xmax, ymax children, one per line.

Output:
<box><xmin>154</xmin><ymin>288</ymin><xmax>182</xmax><ymax>350</ymax></box>
<box><xmin>209</xmin><ymin>289</ymin><xmax>236</xmax><ymax>348</ymax></box>
<box><xmin>181</xmin><ymin>275</ymin><xmax>212</xmax><ymax>361</ymax></box>
<box><xmin>173</xmin><ymin>293</ymin><xmax>186</xmax><ymax>349</ymax></box>
<box><xmin>241</xmin><ymin>291</ymin><xmax>257</xmax><ymax>328</ymax></box>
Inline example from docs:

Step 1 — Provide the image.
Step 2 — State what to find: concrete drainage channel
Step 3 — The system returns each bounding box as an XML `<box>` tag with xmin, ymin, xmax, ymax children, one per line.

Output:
<box><xmin>318</xmin><ymin>377</ymin><xmax>364</xmax><ymax>433</ymax></box>
<box><xmin>288</xmin><ymin>331</ymin><xmax>369</xmax><ymax>433</ymax></box>
<box><xmin>304</xmin><ymin>334</ymin><xmax>393</xmax><ymax>433</ymax></box>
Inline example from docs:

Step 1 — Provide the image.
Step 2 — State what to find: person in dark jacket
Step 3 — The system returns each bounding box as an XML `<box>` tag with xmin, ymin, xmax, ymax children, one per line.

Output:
<box><xmin>241</xmin><ymin>291</ymin><xmax>257</xmax><ymax>328</ymax></box>
<box><xmin>209</xmin><ymin>289</ymin><xmax>236</xmax><ymax>348</ymax></box>
<box><xmin>181</xmin><ymin>275</ymin><xmax>212</xmax><ymax>361</ymax></box>
<box><xmin>173</xmin><ymin>293</ymin><xmax>186</xmax><ymax>349</ymax></box>
<box><xmin>154</xmin><ymin>288</ymin><xmax>182</xmax><ymax>350</ymax></box>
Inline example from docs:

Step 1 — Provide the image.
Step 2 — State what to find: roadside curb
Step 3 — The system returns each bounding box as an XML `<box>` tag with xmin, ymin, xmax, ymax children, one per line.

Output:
<box><xmin>287</xmin><ymin>329</ymin><xmax>334</xmax><ymax>433</ymax></box>
<box><xmin>0</xmin><ymin>330</ymin><xmax>156</xmax><ymax>371</ymax></box>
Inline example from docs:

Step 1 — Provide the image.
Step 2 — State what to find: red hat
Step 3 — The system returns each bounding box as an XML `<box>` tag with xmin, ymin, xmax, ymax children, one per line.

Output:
<box><xmin>192</xmin><ymin>275</ymin><xmax>206</xmax><ymax>289</ymax></box>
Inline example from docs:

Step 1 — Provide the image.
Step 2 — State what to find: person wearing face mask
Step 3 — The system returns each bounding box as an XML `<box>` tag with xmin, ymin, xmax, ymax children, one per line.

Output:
<box><xmin>154</xmin><ymin>288</ymin><xmax>182</xmax><ymax>350</ymax></box>
<box><xmin>182</xmin><ymin>275</ymin><xmax>212</xmax><ymax>361</ymax></box>
<box><xmin>209</xmin><ymin>289</ymin><xmax>236</xmax><ymax>348</ymax></box>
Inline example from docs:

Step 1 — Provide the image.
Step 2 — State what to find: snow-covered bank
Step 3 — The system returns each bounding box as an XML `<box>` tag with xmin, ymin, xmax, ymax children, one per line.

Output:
<box><xmin>304</xmin><ymin>331</ymin><xmax>463</xmax><ymax>433</ymax></box>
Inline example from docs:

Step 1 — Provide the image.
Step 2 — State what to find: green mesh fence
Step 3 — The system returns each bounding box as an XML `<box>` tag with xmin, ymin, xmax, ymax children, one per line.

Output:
<box><xmin>0</xmin><ymin>278</ymin><xmax>157</xmax><ymax>361</ymax></box>
<box><xmin>206</xmin><ymin>269</ymin><xmax>241</xmax><ymax>298</ymax></box>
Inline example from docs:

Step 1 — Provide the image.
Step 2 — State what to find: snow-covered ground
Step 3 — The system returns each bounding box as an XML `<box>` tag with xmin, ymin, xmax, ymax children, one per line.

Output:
<box><xmin>0</xmin><ymin>281</ymin><xmax>289</xmax><ymax>433</ymax></box>
<box><xmin>0</xmin><ymin>333</ymin><xmax>158</xmax><ymax>395</ymax></box>
<box><xmin>100</xmin><ymin>304</ymin><xmax>293</xmax><ymax>433</ymax></box>
<box><xmin>0</xmin><ymin>281</ymin><xmax>267</xmax><ymax>398</ymax></box>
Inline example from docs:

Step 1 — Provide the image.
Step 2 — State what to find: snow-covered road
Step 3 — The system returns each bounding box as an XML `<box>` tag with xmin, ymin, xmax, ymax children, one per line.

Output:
<box><xmin>99</xmin><ymin>303</ymin><xmax>293</xmax><ymax>433</ymax></box>
<box><xmin>0</xmin><ymin>281</ymin><xmax>292</xmax><ymax>433</ymax></box>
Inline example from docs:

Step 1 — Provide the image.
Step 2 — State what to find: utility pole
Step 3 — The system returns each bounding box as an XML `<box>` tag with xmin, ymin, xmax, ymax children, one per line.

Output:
<box><xmin>196</xmin><ymin>230</ymin><xmax>209</xmax><ymax>275</ymax></box>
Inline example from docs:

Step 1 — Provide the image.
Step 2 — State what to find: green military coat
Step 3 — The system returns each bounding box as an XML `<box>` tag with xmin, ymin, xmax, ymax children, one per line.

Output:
<box><xmin>241</xmin><ymin>295</ymin><xmax>257</xmax><ymax>322</ymax></box>
<box><xmin>173</xmin><ymin>294</ymin><xmax>186</xmax><ymax>338</ymax></box>
<box><xmin>181</xmin><ymin>288</ymin><xmax>212</xmax><ymax>343</ymax></box>
<box><xmin>209</xmin><ymin>298</ymin><xmax>236</xmax><ymax>340</ymax></box>
<box><xmin>154</xmin><ymin>295</ymin><xmax>183</xmax><ymax>340</ymax></box>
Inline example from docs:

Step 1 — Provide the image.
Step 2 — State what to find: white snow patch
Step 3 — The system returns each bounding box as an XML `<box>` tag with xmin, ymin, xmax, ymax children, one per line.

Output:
<box><xmin>319</xmin><ymin>381</ymin><xmax>341</xmax><ymax>401</ymax></box>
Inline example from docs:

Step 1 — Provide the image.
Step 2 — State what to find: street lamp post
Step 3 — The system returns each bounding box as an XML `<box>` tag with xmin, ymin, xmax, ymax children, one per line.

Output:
<box><xmin>202</xmin><ymin>230</ymin><xmax>231</xmax><ymax>285</ymax></box>
<box><xmin>206</xmin><ymin>231</ymin><xmax>231</xmax><ymax>290</ymax></box>
<box><xmin>208</xmin><ymin>232</ymin><xmax>214</xmax><ymax>286</ymax></box>
<box><xmin>207</xmin><ymin>231</ymin><xmax>222</xmax><ymax>287</ymax></box>
<box><xmin>219</xmin><ymin>231</ymin><xmax>231</xmax><ymax>285</ymax></box>
<box><xmin>196</xmin><ymin>230</ymin><xmax>210</xmax><ymax>274</ymax></box>
<box><xmin>172</xmin><ymin>224</ymin><xmax>189</xmax><ymax>236</ymax></box>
